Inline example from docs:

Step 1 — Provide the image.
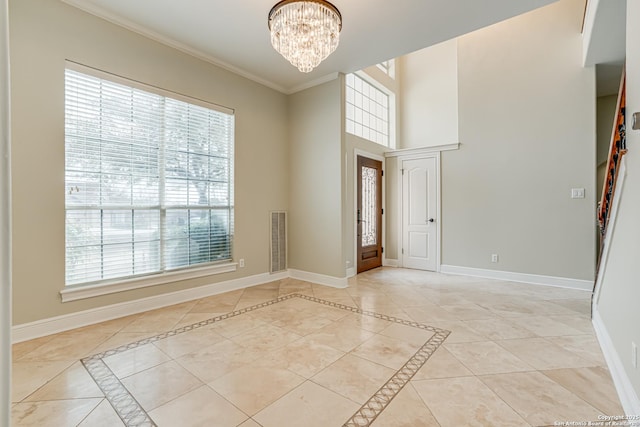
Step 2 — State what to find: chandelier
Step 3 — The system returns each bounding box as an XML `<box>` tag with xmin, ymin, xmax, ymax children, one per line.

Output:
<box><xmin>268</xmin><ymin>0</ymin><xmax>342</xmax><ymax>73</ymax></box>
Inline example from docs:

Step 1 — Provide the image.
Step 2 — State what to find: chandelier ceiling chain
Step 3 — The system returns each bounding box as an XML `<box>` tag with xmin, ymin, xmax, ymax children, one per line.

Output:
<box><xmin>268</xmin><ymin>0</ymin><xmax>342</xmax><ymax>73</ymax></box>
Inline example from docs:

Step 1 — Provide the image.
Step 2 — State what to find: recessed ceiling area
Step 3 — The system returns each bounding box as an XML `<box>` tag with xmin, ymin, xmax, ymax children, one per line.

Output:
<box><xmin>61</xmin><ymin>0</ymin><xmax>558</xmax><ymax>93</ymax></box>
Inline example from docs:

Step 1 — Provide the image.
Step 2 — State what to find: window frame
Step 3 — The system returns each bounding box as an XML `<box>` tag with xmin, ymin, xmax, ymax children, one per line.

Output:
<box><xmin>345</xmin><ymin>70</ymin><xmax>396</xmax><ymax>149</ymax></box>
<box><xmin>62</xmin><ymin>62</ymin><xmax>236</xmax><ymax>301</ymax></box>
<box><xmin>375</xmin><ymin>60</ymin><xmax>396</xmax><ymax>79</ymax></box>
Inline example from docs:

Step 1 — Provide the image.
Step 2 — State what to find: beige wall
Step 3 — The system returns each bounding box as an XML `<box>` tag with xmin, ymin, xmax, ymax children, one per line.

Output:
<box><xmin>288</xmin><ymin>79</ymin><xmax>344</xmax><ymax>278</ymax></box>
<box><xmin>597</xmin><ymin>0</ymin><xmax>640</xmax><ymax>404</ymax></box>
<box><xmin>289</xmin><ymin>73</ymin><xmax>390</xmax><ymax>279</ymax></box>
<box><xmin>388</xmin><ymin>0</ymin><xmax>596</xmax><ymax>280</ymax></box>
<box><xmin>399</xmin><ymin>39</ymin><xmax>459</xmax><ymax>148</ymax></box>
<box><xmin>597</xmin><ymin>94</ymin><xmax>618</xmax><ymax>196</ymax></box>
<box><xmin>9</xmin><ymin>0</ymin><xmax>289</xmax><ymax>324</ymax></box>
<box><xmin>597</xmin><ymin>94</ymin><xmax>618</xmax><ymax>167</ymax></box>
<box><xmin>443</xmin><ymin>0</ymin><xmax>596</xmax><ymax>280</ymax></box>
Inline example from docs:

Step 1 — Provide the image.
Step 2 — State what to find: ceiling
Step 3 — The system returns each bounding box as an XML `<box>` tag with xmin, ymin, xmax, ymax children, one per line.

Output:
<box><xmin>62</xmin><ymin>0</ymin><xmax>558</xmax><ymax>94</ymax></box>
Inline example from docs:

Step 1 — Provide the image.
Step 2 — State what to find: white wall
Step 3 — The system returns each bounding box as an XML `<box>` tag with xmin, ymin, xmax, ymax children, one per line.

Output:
<box><xmin>9</xmin><ymin>0</ymin><xmax>289</xmax><ymax>324</ymax></box>
<box><xmin>441</xmin><ymin>0</ymin><xmax>596</xmax><ymax>280</ymax></box>
<box><xmin>399</xmin><ymin>39</ymin><xmax>459</xmax><ymax>149</ymax></box>
<box><xmin>596</xmin><ymin>0</ymin><xmax>640</xmax><ymax>410</ymax></box>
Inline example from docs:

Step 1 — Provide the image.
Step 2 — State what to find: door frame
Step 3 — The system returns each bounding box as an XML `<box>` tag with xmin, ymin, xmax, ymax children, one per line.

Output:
<box><xmin>353</xmin><ymin>149</ymin><xmax>386</xmax><ymax>276</ymax></box>
<box><xmin>397</xmin><ymin>152</ymin><xmax>442</xmax><ymax>272</ymax></box>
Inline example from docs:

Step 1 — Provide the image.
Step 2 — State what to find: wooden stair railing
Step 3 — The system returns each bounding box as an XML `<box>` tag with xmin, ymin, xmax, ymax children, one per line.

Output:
<box><xmin>598</xmin><ymin>68</ymin><xmax>627</xmax><ymax>245</ymax></box>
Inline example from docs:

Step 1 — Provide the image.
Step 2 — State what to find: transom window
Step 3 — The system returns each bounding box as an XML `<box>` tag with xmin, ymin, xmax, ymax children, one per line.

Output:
<box><xmin>65</xmin><ymin>66</ymin><xmax>234</xmax><ymax>286</ymax></box>
<box><xmin>346</xmin><ymin>73</ymin><xmax>392</xmax><ymax>147</ymax></box>
<box><xmin>376</xmin><ymin>60</ymin><xmax>395</xmax><ymax>79</ymax></box>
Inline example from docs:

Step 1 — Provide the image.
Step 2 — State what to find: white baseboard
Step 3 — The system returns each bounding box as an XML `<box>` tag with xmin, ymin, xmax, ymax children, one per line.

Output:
<box><xmin>382</xmin><ymin>258</ymin><xmax>398</xmax><ymax>267</ymax></box>
<box><xmin>439</xmin><ymin>265</ymin><xmax>593</xmax><ymax>291</ymax></box>
<box><xmin>12</xmin><ymin>271</ymin><xmax>288</xmax><ymax>343</ymax></box>
<box><xmin>12</xmin><ymin>268</ymin><xmax>348</xmax><ymax>342</ymax></box>
<box><xmin>13</xmin><ymin>264</ymin><xmax>591</xmax><ymax>343</ymax></box>
<box><xmin>288</xmin><ymin>269</ymin><xmax>348</xmax><ymax>289</ymax></box>
<box><xmin>592</xmin><ymin>308</ymin><xmax>640</xmax><ymax>416</ymax></box>
<box><xmin>346</xmin><ymin>267</ymin><xmax>356</xmax><ymax>278</ymax></box>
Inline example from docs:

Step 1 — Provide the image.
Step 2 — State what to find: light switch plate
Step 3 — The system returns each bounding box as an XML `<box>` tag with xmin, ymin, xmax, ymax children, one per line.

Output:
<box><xmin>571</xmin><ymin>188</ymin><xmax>585</xmax><ymax>199</ymax></box>
<box><xmin>633</xmin><ymin>112</ymin><xmax>640</xmax><ymax>130</ymax></box>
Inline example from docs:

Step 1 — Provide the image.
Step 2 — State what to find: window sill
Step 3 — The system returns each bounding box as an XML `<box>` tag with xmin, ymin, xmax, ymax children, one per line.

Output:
<box><xmin>60</xmin><ymin>262</ymin><xmax>238</xmax><ymax>303</ymax></box>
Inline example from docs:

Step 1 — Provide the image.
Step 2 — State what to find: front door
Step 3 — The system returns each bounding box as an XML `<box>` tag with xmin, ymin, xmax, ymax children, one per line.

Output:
<box><xmin>402</xmin><ymin>157</ymin><xmax>438</xmax><ymax>270</ymax></box>
<box><xmin>357</xmin><ymin>156</ymin><xmax>383</xmax><ymax>273</ymax></box>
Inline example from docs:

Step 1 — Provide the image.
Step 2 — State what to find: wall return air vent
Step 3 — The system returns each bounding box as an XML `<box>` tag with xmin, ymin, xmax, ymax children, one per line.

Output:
<box><xmin>270</xmin><ymin>211</ymin><xmax>287</xmax><ymax>273</ymax></box>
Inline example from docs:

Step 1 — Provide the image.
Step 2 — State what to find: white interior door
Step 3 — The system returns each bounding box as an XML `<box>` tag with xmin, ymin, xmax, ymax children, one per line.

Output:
<box><xmin>402</xmin><ymin>157</ymin><xmax>438</xmax><ymax>270</ymax></box>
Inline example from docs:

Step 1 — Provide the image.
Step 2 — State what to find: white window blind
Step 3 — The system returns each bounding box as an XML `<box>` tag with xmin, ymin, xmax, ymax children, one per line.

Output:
<box><xmin>65</xmin><ymin>67</ymin><xmax>234</xmax><ymax>286</ymax></box>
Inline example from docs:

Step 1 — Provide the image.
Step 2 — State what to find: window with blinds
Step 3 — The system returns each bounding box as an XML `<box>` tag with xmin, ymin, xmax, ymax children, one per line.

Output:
<box><xmin>65</xmin><ymin>66</ymin><xmax>234</xmax><ymax>286</ymax></box>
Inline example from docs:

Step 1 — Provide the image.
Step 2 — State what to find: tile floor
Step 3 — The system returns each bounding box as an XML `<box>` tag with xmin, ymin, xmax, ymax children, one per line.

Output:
<box><xmin>11</xmin><ymin>268</ymin><xmax>623</xmax><ymax>426</ymax></box>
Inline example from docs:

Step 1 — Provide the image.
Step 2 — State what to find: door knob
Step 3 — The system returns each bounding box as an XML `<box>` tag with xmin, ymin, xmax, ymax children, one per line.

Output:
<box><xmin>428</xmin><ymin>218</ymin><xmax>435</xmax><ymax>223</ymax></box>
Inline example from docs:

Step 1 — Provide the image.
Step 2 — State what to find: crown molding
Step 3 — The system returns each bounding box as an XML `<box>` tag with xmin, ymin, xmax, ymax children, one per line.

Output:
<box><xmin>286</xmin><ymin>72</ymin><xmax>340</xmax><ymax>95</ymax></box>
<box><xmin>385</xmin><ymin>143</ymin><xmax>460</xmax><ymax>158</ymax></box>
<box><xmin>61</xmin><ymin>0</ymin><xmax>292</xmax><ymax>94</ymax></box>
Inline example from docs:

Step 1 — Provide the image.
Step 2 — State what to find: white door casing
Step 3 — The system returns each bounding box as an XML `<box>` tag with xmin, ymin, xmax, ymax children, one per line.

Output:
<box><xmin>402</xmin><ymin>157</ymin><xmax>438</xmax><ymax>271</ymax></box>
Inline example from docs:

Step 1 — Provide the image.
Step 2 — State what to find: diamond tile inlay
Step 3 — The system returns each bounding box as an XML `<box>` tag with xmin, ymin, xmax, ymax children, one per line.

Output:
<box><xmin>81</xmin><ymin>293</ymin><xmax>450</xmax><ymax>427</ymax></box>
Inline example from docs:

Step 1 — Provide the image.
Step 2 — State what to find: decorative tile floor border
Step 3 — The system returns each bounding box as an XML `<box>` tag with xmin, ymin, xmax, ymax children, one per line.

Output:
<box><xmin>81</xmin><ymin>293</ymin><xmax>450</xmax><ymax>427</ymax></box>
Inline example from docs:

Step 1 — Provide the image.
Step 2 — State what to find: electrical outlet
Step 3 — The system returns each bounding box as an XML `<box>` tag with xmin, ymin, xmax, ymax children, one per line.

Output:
<box><xmin>491</xmin><ymin>254</ymin><xmax>499</xmax><ymax>263</ymax></box>
<box><xmin>633</xmin><ymin>342</ymin><xmax>638</xmax><ymax>369</ymax></box>
<box><xmin>239</xmin><ymin>259</ymin><xmax>245</xmax><ymax>268</ymax></box>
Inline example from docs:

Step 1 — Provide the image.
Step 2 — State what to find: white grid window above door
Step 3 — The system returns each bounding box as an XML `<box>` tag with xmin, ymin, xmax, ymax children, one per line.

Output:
<box><xmin>65</xmin><ymin>66</ymin><xmax>234</xmax><ymax>286</ymax></box>
<box><xmin>346</xmin><ymin>73</ymin><xmax>392</xmax><ymax>147</ymax></box>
